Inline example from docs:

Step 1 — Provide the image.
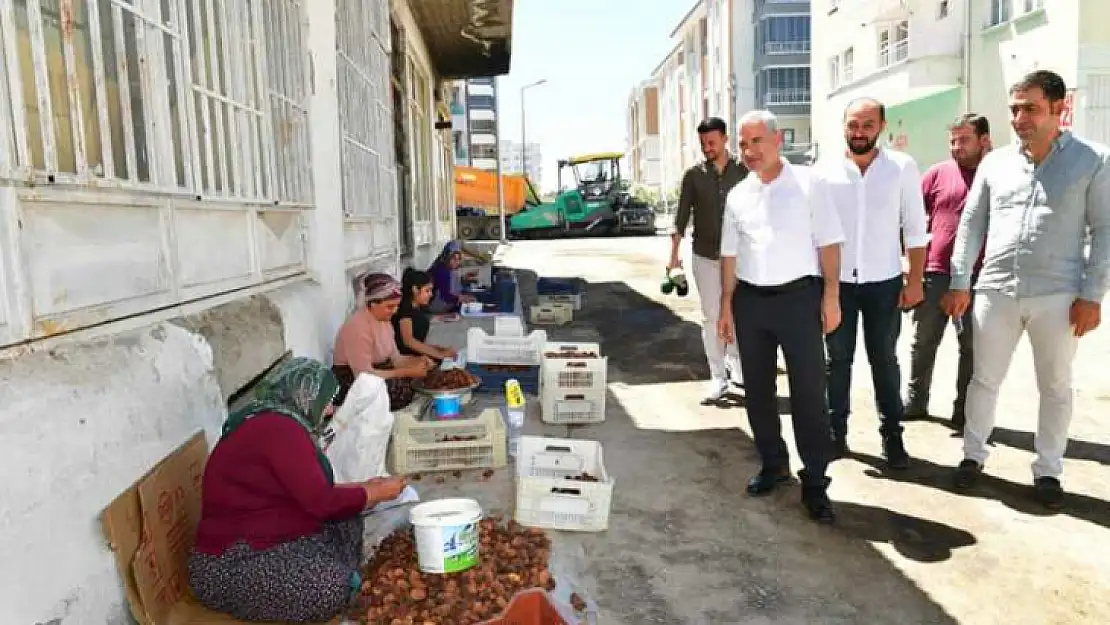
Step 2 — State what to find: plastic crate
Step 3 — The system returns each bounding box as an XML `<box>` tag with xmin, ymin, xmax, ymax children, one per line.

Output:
<box><xmin>466</xmin><ymin>328</ymin><xmax>547</xmax><ymax>365</ymax></box>
<box><xmin>540</xmin><ymin>342</ymin><xmax>606</xmax><ymax>396</ymax></box>
<box><xmin>389</xmin><ymin>403</ymin><xmax>507</xmax><ymax>474</ymax></box>
<box><xmin>536</xmin><ymin>293</ymin><xmax>582</xmax><ymax>311</ymax></box>
<box><xmin>540</xmin><ymin>387</ymin><xmax>606</xmax><ymax>425</ymax></box>
<box><xmin>466</xmin><ymin>362</ymin><xmax>540</xmax><ymax>394</ymax></box>
<box><xmin>495</xmin><ymin>315</ymin><xmax>525</xmax><ymax>336</ymax></box>
<box><xmin>529</xmin><ymin>303</ymin><xmax>572</xmax><ymax>326</ymax></box>
<box><xmin>514</xmin><ymin>436</ymin><xmax>612</xmax><ymax>532</ymax></box>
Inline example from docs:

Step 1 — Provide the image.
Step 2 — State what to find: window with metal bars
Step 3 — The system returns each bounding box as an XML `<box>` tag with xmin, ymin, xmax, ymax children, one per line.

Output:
<box><xmin>0</xmin><ymin>0</ymin><xmax>312</xmax><ymax>204</ymax></box>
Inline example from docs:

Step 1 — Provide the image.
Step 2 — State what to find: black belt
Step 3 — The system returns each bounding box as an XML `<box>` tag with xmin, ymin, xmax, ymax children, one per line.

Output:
<box><xmin>738</xmin><ymin>276</ymin><xmax>818</xmax><ymax>296</ymax></box>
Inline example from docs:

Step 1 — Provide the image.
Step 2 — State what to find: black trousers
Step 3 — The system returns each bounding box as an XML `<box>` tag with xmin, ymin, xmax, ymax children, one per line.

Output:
<box><xmin>732</xmin><ymin>277</ymin><xmax>832</xmax><ymax>485</ymax></box>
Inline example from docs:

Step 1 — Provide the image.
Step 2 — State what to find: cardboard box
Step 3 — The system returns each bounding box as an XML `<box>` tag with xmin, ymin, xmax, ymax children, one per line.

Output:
<box><xmin>101</xmin><ymin>432</ymin><xmax>336</xmax><ymax>625</ymax></box>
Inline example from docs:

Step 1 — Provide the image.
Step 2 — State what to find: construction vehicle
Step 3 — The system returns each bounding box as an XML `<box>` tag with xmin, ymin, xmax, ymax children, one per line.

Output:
<box><xmin>508</xmin><ymin>152</ymin><xmax>656</xmax><ymax>238</ymax></box>
<box><xmin>454</xmin><ymin>167</ymin><xmax>541</xmax><ymax>240</ymax></box>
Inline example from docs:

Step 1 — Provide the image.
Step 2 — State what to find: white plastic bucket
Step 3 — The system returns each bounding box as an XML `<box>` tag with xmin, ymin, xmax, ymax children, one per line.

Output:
<box><xmin>409</xmin><ymin>498</ymin><xmax>482</xmax><ymax>574</ymax></box>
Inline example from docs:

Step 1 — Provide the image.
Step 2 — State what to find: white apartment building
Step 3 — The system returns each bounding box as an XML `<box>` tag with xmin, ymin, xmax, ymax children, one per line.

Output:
<box><xmin>969</xmin><ymin>0</ymin><xmax>1110</xmax><ymax>146</ymax></box>
<box><xmin>652</xmin><ymin>0</ymin><xmax>811</xmax><ymax>198</ymax></box>
<box><xmin>499</xmin><ymin>139</ymin><xmax>543</xmax><ymax>187</ymax></box>
<box><xmin>451</xmin><ymin>77</ymin><xmax>499</xmax><ymax>170</ymax></box>
<box><xmin>811</xmin><ymin>0</ymin><xmax>967</xmax><ymax>168</ymax></box>
<box><xmin>0</xmin><ymin>1</ymin><xmax>514</xmax><ymax>623</ymax></box>
<box><xmin>653</xmin><ymin>43</ymin><xmax>688</xmax><ymax>202</ymax></box>
<box><xmin>626</xmin><ymin>80</ymin><xmax>663</xmax><ymax>192</ymax></box>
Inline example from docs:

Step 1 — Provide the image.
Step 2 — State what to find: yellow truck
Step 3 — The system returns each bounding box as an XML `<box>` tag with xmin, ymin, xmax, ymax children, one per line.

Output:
<box><xmin>454</xmin><ymin>166</ymin><xmax>541</xmax><ymax>240</ymax></box>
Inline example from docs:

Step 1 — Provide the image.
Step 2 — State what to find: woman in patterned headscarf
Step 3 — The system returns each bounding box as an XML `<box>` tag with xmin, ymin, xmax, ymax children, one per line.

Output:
<box><xmin>188</xmin><ymin>357</ymin><xmax>406</xmax><ymax>622</ymax></box>
<box><xmin>333</xmin><ymin>273</ymin><xmax>434</xmax><ymax>409</ymax></box>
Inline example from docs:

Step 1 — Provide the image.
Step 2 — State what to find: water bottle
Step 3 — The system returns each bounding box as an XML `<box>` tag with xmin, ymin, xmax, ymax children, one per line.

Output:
<box><xmin>504</xmin><ymin>379</ymin><xmax>526</xmax><ymax>458</ymax></box>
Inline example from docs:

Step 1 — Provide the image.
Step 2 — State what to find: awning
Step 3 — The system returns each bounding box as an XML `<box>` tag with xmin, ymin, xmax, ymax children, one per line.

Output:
<box><xmin>407</xmin><ymin>0</ymin><xmax>515</xmax><ymax>79</ymax></box>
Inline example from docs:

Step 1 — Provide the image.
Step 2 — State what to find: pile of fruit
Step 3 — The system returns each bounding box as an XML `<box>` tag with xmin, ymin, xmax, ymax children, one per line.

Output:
<box><xmin>352</xmin><ymin>517</ymin><xmax>557</xmax><ymax>624</ymax></box>
<box><xmin>421</xmin><ymin>368</ymin><xmax>480</xmax><ymax>390</ymax></box>
<box><xmin>543</xmin><ymin>351</ymin><xmax>598</xmax><ymax>359</ymax></box>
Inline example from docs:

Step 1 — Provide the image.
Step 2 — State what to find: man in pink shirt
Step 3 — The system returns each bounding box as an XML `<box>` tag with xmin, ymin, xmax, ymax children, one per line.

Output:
<box><xmin>904</xmin><ymin>114</ymin><xmax>991</xmax><ymax>430</ymax></box>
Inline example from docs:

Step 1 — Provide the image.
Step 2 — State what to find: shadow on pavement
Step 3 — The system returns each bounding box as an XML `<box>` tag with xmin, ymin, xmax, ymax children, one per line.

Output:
<box><xmin>907</xmin><ymin>415</ymin><xmax>1110</xmax><ymax>467</ymax></box>
<box><xmin>509</xmin><ymin>269</ymin><xmax>965</xmax><ymax>623</ymax></box>
<box><xmin>851</xmin><ymin>451</ymin><xmax>1110</xmax><ymax>530</ymax></box>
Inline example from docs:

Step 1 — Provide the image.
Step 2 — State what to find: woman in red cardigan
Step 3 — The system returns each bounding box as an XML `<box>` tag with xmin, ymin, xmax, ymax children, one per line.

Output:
<box><xmin>188</xmin><ymin>357</ymin><xmax>406</xmax><ymax>622</ymax></box>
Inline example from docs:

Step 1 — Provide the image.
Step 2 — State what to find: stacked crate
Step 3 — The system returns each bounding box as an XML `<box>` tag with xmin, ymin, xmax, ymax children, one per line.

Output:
<box><xmin>540</xmin><ymin>342</ymin><xmax>607</xmax><ymax>424</ymax></box>
<box><xmin>514</xmin><ymin>435</ymin><xmax>613</xmax><ymax>532</ymax></box>
<box><xmin>389</xmin><ymin>403</ymin><xmax>507</xmax><ymax>474</ymax></box>
<box><xmin>464</xmin><ymin>327</ymin><xmax>547</xmax><ymax>394</ymax></box>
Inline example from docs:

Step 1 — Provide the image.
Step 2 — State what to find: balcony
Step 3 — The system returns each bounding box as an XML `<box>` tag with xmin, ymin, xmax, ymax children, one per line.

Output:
<box><xmin>764</xmin><ymin>40</ymin><xmax>811</xmax><ymax>55</ymax></box>
<box><xmin>764</xmin><ymin>88</ymin><xmax>811</xmax><ymax>106</ymax></box>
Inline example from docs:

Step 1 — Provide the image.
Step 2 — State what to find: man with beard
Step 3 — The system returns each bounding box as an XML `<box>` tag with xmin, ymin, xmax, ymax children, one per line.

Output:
<box><xmin>816</xmin><ymin>98</ymin><xmax>929</xmax><ymax>469</ymax></box>
<box><xmin>904</xmin><ymin>114</ymin><xmax>992</xmax><ymax>431</ymax></box>
<box><xmin>669</xmin><ymin>117</ymin><xmax>749</xmax><ymax>402</ymax></box>
<box><xmin>943</xmin><ymin>70</ymin><xmax>1110</xmax><ymax>509</ymax></box>
<box><xmin>716</xmin><ymin>110</ymin><xmax>843</xmax><ymax>523</ymax></box>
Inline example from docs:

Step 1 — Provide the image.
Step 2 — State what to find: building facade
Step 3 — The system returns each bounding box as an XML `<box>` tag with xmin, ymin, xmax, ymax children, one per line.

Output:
<box><xmin>0</xmin><ymin>1</ymin><xmax>514</xmax><ymax>623</ymax></box>
<box><xmin>755</xmin><ymin>0</ymin><xmax>812</xmax><ymax>159</ymax></box>
<box><xmin>811</xmin><ymin>0</ymin><xmax>967</xmax><ymax>168</ymax></box>
<box><xmin>626</xmin><ymin>80</ymin><xmax>663</xmax><ymax>192</ymax></box>
<box><xmin>498</xmin><ymin>139</ymin><xmax>543</xmax><ymax>187</ymax></box>
<box><xmin>450</xmin><ymin>77</ymin><xmax>499</xmax><ymax>171</ymax></box>
<box><xmin>654</xmin><ymin>43</ymin><xmax>688</xmax><ymax>203</ymax></box>
<box><xmin>969</xmin><ymin>0</ymin><xmax>1110</xmax><ymax>147</ymax></box>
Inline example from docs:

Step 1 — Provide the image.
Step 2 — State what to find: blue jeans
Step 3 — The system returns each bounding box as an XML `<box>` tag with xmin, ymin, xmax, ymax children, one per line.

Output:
<box><xmin>826</xmin><ymin>276</ymin><xmax>905</xmax><ymax>437</ymax></box>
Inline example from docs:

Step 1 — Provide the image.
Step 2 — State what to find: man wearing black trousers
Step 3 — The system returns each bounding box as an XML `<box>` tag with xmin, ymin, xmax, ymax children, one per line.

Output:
<box><xmin>717</xmin><ymin>110</ymin><xmax>845</xmax><ymax>523</ymax></box>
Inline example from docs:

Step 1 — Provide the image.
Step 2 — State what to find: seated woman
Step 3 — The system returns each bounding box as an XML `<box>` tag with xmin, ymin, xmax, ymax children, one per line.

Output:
<box><xmin>394</xmin><ymin>267</ymin><xmax>459</xmax><ymax>362</ymax></box>
<box><xmin>427</xmin><ymin>240</ymin><xmax>477</xmax><ymax>314</ymax></box>
<box><xmin>332</xmin><ymin>273</ymin><xmax>434</xmax><ymax>409</ymax></box>
<box><xmin>189</xmin><ymin>357</ymin><xmax>407</xmax><ymax>623</ymax></box>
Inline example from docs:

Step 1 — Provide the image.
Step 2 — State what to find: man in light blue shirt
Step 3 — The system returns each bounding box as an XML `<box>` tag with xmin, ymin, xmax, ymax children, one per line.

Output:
<box><xmin>943</xmin><ymin>70</ymin><xmax>1110</xmax><ymax>509</ymax></box>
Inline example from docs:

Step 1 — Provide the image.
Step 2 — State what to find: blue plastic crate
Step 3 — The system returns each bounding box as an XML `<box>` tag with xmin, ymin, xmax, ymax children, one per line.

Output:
<box><xmin>536</xmin><ymin>277</ymin><xmax>582</xmax><ymax>296</ymax></box>
<box><xmin>465</xmin><ymin>362</ymin><xmax>539</xmax><ymax>394</ymax></box>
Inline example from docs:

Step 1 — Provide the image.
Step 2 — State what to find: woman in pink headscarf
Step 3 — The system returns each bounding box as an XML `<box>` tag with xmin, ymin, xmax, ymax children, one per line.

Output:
<box><xmin>332</xmin><ymin>273</ymin><xmax>434</xmax><ymax>410</ymax></box>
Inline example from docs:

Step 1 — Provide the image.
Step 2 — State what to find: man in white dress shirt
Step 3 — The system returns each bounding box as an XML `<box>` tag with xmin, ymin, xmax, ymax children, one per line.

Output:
<box><xmin>717</xmin><ymin>110</ymin><xmax>845</xmax><ymax>524</ymax></box>
<box><xmin>817</xmin><ymin>98</ymin><xmax>929</xmax><ymax>470</ymax></box>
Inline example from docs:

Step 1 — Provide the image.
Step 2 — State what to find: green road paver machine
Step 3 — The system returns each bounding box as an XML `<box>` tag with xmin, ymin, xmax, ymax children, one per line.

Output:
<box><xmin>508</xmin><ymin>152</ymin><xmax>656</xmax><ymax>239</ymax></box>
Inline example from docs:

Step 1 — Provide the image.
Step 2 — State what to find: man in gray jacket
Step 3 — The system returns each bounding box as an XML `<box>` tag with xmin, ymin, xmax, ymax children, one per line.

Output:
<box><xmin>944</xmin><ymin>70</ymin><xmax>1110</xmax><ymax>510</ymax></box>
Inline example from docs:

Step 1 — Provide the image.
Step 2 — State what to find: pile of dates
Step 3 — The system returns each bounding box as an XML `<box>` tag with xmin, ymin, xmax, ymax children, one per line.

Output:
<box><xmin>422</xmin><ymin>368</ymin><xmax>479</xmax><ymax>390</ymax></box>
<box><xmin>353</xmin><ymin>517</ymin><xmax>557</xmax><ymax>624</ymax></box>
<box><xmin>544</xmin><ymin>351</ymin><xmax>598</xmax><ymax>359</ymax></box>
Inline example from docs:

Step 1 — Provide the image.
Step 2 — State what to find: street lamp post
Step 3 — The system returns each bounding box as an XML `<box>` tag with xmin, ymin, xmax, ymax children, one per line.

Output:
<box><xmin>520</xmin><ymin>79</ymin><xmax>546</xmax><ymax>182</ymax></box>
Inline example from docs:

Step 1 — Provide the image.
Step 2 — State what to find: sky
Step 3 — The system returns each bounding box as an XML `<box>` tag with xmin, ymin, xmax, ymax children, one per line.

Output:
<box><xmin>496</xmin><ymin>0</ymin><xmax>696</xmax><ymax>193</ymax></box>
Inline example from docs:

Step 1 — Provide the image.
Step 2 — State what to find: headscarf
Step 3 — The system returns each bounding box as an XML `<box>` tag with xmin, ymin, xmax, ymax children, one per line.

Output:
<box><xmin>362</xmin><ymin>273</ymin><xmax>402</xmax><ymax>303</ymax></box>
<box><xmin>221</xmin><ymin>357</ymin><xmax>340</xmax><ymax>483</ymax></box>
<box><xmin>431</xmin><ymin>240</ymin><xmax>463</xmax><ymax>269</ymax></box>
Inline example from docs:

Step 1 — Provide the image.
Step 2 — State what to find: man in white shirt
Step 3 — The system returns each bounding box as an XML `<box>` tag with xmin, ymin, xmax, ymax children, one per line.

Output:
<box><xmin>816</xmin><ymin>98</ymin><xmax>929</xmax><ymax>470</ymax></box>
<box><xmin>717</xmin><ymin>110</ymin><xmax>845</xmax><ymax>524</ymax></box>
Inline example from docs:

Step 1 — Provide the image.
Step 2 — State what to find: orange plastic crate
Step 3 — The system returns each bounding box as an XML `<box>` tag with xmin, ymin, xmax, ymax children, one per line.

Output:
<box><xmin>479</xmin><ymin>589</ymin><xmax>569</xmax><ymax>625</ymax></box>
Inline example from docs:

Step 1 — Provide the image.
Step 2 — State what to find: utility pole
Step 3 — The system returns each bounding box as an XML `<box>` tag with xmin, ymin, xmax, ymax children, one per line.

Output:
<box><xmin>520</xmin><ymin>79</ymin><xmax>547</xmax><ymax>182</ymax></box>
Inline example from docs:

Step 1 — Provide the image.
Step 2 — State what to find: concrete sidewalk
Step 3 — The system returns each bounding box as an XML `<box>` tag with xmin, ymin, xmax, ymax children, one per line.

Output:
<box><xmin>417</xmin><ymin>235</ymin><xmax>1110</xmax><ymax>625</ymax></box>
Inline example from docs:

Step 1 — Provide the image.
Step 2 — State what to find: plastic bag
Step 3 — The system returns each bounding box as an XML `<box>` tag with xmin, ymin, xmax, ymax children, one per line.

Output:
<box><xmin>323</xmin><ymin>373</ymin><xmax>394</xmax><ymax>482</ymax></box>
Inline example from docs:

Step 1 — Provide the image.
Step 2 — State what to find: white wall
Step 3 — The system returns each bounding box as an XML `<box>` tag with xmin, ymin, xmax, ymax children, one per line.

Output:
<box><xmin>811</xmin><ymin>0</ymin><xmax>964</xmax><ymax>159</ymax></box>
<box><xmin>0</xmin><ymin>0</ymin><xmax>444</xmax><ymax>622</ymax></box>
<box><xmin>966</xmin><ymin>0</ymin><xmax>1110</xmax><ymax>146</ymax></box>
<box><xmin>731</xmin><ymin>0</ymin><xmax>758</xmax><ymax>148</ymax></box>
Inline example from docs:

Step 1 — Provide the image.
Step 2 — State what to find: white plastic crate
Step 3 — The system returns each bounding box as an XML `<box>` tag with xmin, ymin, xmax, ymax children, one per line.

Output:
<box><xmin>537</xmin><ymin>293</ymin><xmax>582</xmax><ymax>310</ymax></box>
<box><xmin>466</xmin><ymin>327</ymin><xmax>547</xmax><ymax>365</ymax></box>
<box><xmin>529</xmin><ymin>303</ymin><xmax>572</xmax><ymax>326</ymax></box>
<box><xmin>495</xmin><ymin>315</ymin><xmax>525</xmax><ymax>336</ymax></box>
<box><xmin>540</xmin><ymin>342</ymin><xmax>607</xmax><ymax>396</ymax></box>
<box><xmin>514</xmin><ymin>435</ymin><xmax>612</xmax><ymax>532</ymax></box>
<box><xmin>541</xmin><ymin>387</ymin><xmax>606</xmax><ymax>425</ymax></box>
<box><xmin>389</xmin><ymin>403</ymin><xmax>507</xmax><ymax>474</ymax></box>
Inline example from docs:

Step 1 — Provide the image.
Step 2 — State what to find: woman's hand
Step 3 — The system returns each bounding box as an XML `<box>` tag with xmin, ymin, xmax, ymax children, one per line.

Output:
<box><xmin>435</xmin><ymin>345</ymin><xmax>459</xmax><ymax>359</ymax></box>
<box><xmin>363</xmin><ymin>476</ymin><xmax>407</xmax><ymax>506</ymax></box>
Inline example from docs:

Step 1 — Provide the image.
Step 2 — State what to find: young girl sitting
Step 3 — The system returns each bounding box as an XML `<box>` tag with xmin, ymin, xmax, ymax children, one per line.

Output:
<box><xmin>393</xmin><ymin>268</ymin><xmax>459</xmax><ymax>362</ymax></box>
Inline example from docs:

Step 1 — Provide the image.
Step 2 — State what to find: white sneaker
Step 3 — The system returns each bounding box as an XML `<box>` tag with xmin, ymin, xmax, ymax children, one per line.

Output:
<box><xmin>704</xmin><ymin>378</ymin><xmax>729</xmax><ymax>401</ymax></box>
